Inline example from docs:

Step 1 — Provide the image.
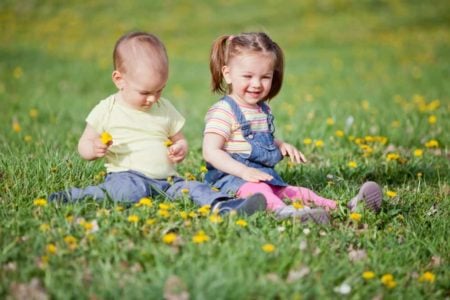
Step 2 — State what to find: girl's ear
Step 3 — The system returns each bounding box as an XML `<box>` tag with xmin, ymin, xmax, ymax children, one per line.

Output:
<box><xmin>222</xmin><ymin>65</ymin><xmax>232</xmax><ymax>84</ymax></box>
<box><xmin>112</xmin><ymin>70</ymin><xmax>125</xmax><ymax>90</ymax></box>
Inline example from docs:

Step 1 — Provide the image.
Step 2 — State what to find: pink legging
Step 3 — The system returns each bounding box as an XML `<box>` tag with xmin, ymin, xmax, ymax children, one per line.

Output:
<box><xmin>237</xmin><ymin>182</ymin><xmax>337</xmax><ymax>211</ymax></box>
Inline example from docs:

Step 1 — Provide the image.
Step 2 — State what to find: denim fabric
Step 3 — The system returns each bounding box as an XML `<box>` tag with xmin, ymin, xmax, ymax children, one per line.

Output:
<box><xmin>205</xmin><ymin>96</ymin><xmax>287</xmax><ymax>194</ymax></box>
<box><xmin>67</xmin><ymin>170</ymin><xmax>233</xmax><ymax>206</ymax></box>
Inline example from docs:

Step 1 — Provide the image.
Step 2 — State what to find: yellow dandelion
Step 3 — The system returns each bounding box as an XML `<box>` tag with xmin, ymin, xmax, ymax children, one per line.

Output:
<box><xmin>29</xmin><ymin>108</ymin><xmax>38</xmax><ymax>118</ymax></box>
<box><xmin>315</xmin><ymin>140</ymin><xmax>324</xmax><ymax>148</ymax></box>
<box><xmin>347</xmin><ymin>161</ymin><xmax>358</xmax><ymax>169</ymax></box>
<box><xmin>158</xmin><ymin>209</ymin><xmax>170</xmax><ymax>218</ymax></box>
<box><xmin>211</xmin><ymin>186</ymin><xmax>219</xmax><ymax>192</ymax></box>
<box><xmin>198</xmin><ymin>205</ymin><xmax>211</xmax><ymax>216</ymax></box>
<box><xmin>164</xmin><ymin>139</ymin><xmax>173</xmax><ymax>147</ymax></box>
<box><xmin>425</xmin><ymin>139</ymin><xmax>439</xmax><ymax>148</ymax></box>
<box><xmin>179</xmin><ymin>211</ymin><xmax>188</xmax><ymax>220</ymax></box>
<box><xmin>181</xmin><ymin>188</ymin><xmax>189</xmax><ymax>194</ymax></box>
<box><xmin>100</xmin><ymin>131</ymin><xmax>113</xmax><ymax>145</ymax></box>
<box><xmin>64</xmin><ymin>235</ymin><xmax>78</xmax><ymax>250</ymax></box>
<box><xmin>386</xmin><ymin>190</ymin><xmax>397</xmax><ymax>198</ymax></box>
<box><xmin>292</xmin><ymin>202</ymin><xmax>304</xmax><ymax>209</ymax></box>
<box><xmin>65</xmin><ymin>215</ymin><xmax>74</xmax><ymax>223</ymax></box>
<box><xmin>13</xmin><ymin>67</ymin><xmax>23</xmax><ymax>79</ymax></box>
<box><xmin>326</xmin><ymin>117</ymin><xmax>334</xmax><ymax>125</ymax></box>
<box><xmin>159</xmin><ymin>203</ymin><xmax>173</xmax><ymax>210</ymax></box>
<box><xmin>235</xmin><ymin>219</ymin><xmax>248</xmax><ymax>227</ymax></box>
<box><xmin>361</xmin><ymin>100</ymin><xmax>370</xmax><ymax>110</ymax></box>
<box><xmin>162</xmin><ymin>233</ymin><xmax>177</xmax><ymax>245</ymax></box>
<box><xmin>188</xmin><ymin>211</ymin><xmax>198</xmax><ymax>218</ymax></box>
<box><xmin>33</xmin><ymin>198</ymin><xmax>47</xmax><ymax>207</ymax></box>
<box><xmin>303</xmin><ymin>138</ymin><xmax>312</xmax><ymax>145</ymax></box>
<box><xmin>386</xmin><ymin>153</ymin><xmax>400</xmax><ymax>161</ymax></box>
<box><xmin>200</xmin><ymin>165</ymin><xmax>208</xmax><ymax>173</ymax></box>
<box><xmin>12</xmin><ymin>120</ymin><xmax>21</xmax><ymax>133</ymax></box>
<box><xmin>24</xmin><ymin>135</ymin><xmax>32</xmax><ymax>142</ymax></box>
<box><xmin>362</xmin><ymin>271</ymin><xmax>376</xmax><ymax>280</ymax></box>
<box><xmin>127</xmin><ymin>215</ymin><xmax>140</xmax><ymax>223</ymax></box>
<box><xmin>135</xmin><ymin>197</ymin><xmax>153</xmax><ymax>207</ymax></box>
<box><xmin>428</xmin><ymin>115</ymin><xmax>437</xmax><ymax>125</ymax></box>
<box><xmin>145</xmin><ymin>218</ymin><xmax>156</xmax><ymax>225</ymax></box>
<box><xmin>413</xmin><ymin>149</ymin><xmax>423</xmax><ymax>157</ymax></box>
<box><xmin>83</xmin><ymin>222</ymin><xmax>93</xmax><ymax>232</ymax></box>
<box><xmin>349</xmin><ymin>213</ymin><xmax>362</xmax><ymax>222</ymax></box>
<box><xmin>262</xmin><ymin>243</ymin><xmax>276</xmax><ymax>253</ymax></box>
<box><xmin>184</xmin><ymin>172</ymin><xmax>196</xmax><ymax>181</ymax></box>
<box><xmin>39</xmin><ymin>223</ymin><xmax>50</xmax><ymax>232</ymax></box>
<box><xmin>46</xmin><ymin>243</ymin><xmax>57</xmax><ymax>255</ymax></box>
<box><xmin>209</xmin><ymin>214</ymin><xmax>223</xmax><ymax>224</ymax></box>
<box><xmin>167</xmin><ymin>176</ymin><xmax>174</xmax><ymax>185</ymax></box>
<box><xmin>335</xmin><ymin>130</ymin><xmax>344</xmax><ymax>137</ymax></box>
<box><xmin>115</xmin><ymin>205</ymin><xmax>124</xmax><ymax>212</ymax></box>
<box><xmin>381</xmin><ymin>274</ymin><xmax>397</xmax><ymax>289</ymax></box>
<box><xmin>418</xmin><ymin>271</ymin><xmax>436</xmax><ymax>283</ymax></box>
<box><xmin>192</xmin><ymin>231</ymin><xmax>209</xmax><ymax>244</ymax></box>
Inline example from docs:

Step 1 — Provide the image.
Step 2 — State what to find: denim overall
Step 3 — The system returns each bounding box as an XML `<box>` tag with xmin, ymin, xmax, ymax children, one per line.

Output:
<box><xmin>205</xmin><ymin>96</ymin><xmax>287</xmax><ymax>195</ymax></box>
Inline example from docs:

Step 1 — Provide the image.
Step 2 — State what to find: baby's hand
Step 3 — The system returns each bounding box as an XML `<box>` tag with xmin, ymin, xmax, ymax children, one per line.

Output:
<box><xmin>241</xmin><ymin>167</ymin><xmax>273</xmax><ymax>182</ymax></box>
<box><xmin>278</xmin><ymin>142</ymin><xmax>307</xmax><ymax>164</ymax></box>
<box><xmin>168</xmin><ymin>143</ymin><xmax>186</xmax><ymax>163</ymax></box>
<box><xmin>94</xmin><ymin>137</ymin><xmax>111</xmax><ymax>158</ymax></box>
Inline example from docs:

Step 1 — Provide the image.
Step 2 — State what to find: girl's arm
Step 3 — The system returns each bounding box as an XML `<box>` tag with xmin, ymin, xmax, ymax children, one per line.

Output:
<box><xmin>78</xmin><ymin>124</ymin><xmax>112</xmax><ymax>161</ymax></box>
<box><xmin>168</xmin><ymin>131</ymin><xmax>188</xmax><ymax>163</ymax></box>
<box><xmin>275</xmin><ymin>139</ymin><xmax>307</xmax><ymax>163</ymax></box>
<box><xmin>203</xmin><ymin>133</ymin><xmax>274</xmax><ymax>182</ymax></box>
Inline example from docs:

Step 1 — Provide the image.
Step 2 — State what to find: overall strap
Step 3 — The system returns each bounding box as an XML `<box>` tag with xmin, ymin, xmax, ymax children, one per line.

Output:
<box><xmin>258</xmin><ymin>101</ymin><xmax>276</xmax><ymax>134</ymax></box>
<box><xmin>221</xmin><ymin>96</ymin><xmax>252</xmax><ymax>137</ymax></box>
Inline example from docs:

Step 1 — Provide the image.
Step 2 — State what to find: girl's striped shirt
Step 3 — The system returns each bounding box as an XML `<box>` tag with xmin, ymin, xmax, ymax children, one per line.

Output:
<box><xmin>204</xmin><ymin>99</ymin><xmax>271</xmax><ymax>154</ymax></box>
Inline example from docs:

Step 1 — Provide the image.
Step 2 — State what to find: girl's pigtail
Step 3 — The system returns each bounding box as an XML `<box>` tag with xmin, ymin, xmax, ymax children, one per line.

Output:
<box><xmin>210</xmin><ymin>35</ymin><xmax>231</xmax><ymax>94</ymax></box>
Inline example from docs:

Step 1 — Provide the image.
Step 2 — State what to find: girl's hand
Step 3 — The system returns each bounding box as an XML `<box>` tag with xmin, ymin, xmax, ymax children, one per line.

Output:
<box><xmin>241</xmin><ymin>167</ymin><xmax>274</xmax><ymax>182</ymax></box>
<box><xmin>278</xmin><ymin>141</ymin><xmax>307</xmax><ymax>164</ymax></box>
<box><xmin>168</xmin><ymin>142</ymin><xmax>187</xmax><ymax>163</ymax></box>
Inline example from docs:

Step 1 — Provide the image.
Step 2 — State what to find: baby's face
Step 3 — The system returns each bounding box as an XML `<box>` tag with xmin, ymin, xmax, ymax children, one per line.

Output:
<box><xmin>120</xmin><ymin>64</ymin><xmax>168</xmax><ymax>110</ymax></box>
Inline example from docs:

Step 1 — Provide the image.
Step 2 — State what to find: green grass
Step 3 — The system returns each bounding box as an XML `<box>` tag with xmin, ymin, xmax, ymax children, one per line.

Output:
<box><xmin>1</xmin><ymin>0</ymin><xmax>449</xmax><ymax>299</ymax></box>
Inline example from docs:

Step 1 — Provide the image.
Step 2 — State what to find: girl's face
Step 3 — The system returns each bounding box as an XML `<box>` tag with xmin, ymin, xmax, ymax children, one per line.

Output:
<box><xmin>222</xmin><ymin>52</ymin><xmax>274</xmax><ymax>107</ymax></box>
<box><xmin>113</xmin><ymin>64</ymin><xmax>167</xmax><ymax>111</ymax></box>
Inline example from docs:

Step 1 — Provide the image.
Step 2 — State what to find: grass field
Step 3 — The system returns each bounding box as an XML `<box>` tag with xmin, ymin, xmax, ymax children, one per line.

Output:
<box><xmin>1</xmin><ymin>1</ymin><xmax>449</xmax><ymax>299</ymax></box>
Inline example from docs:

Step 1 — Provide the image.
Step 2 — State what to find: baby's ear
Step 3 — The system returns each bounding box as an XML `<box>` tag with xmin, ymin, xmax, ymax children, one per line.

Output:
<box><xmin>112</xmin><ymin>70</ymin><xmax>125</xmax><ymax>90</ymax></box>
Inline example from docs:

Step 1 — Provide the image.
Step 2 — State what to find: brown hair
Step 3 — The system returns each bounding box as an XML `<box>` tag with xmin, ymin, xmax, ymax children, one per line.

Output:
<box><xmin>209</xmin><ymin>32</ymin><xmax>284</xmax><ymax>101</ymax></box>
<box><xmin>113</xmin><ymin>31</ymin><xmax>168</xmax><ymax>75</ymax></box>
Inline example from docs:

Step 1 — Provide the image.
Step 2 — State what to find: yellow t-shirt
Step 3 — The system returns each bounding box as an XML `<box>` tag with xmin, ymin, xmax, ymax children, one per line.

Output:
<box><xmin>86</xmin><ymin>93</ymin><xmax>185</xmax><ymax>179</ymax></box>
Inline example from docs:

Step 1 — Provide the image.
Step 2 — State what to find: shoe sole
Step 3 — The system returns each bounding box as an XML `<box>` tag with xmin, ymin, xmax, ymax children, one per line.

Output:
<box><xmin>297</xmin><ymin>208</ymin><xmax>330</xmax><ymax>225</ymax></box>
<box><xmin>348</xmin><ymin>181</ymin><xmax>382</xmax><ymax>213</ymax></box>
<box><xmin>236</xmin><ymin>193</ymin><xmax>267</xmax><ymax>215</ymax></box>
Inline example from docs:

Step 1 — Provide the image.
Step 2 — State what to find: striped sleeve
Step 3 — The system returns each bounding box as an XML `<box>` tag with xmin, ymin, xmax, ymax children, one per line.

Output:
<box><xmin>204</xmin><ymin>101</ymin><xmax>236</xmax><ymax>140</ymax></box>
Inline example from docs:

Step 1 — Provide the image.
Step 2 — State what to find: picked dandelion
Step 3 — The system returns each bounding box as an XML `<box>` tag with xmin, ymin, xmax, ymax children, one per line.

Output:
<box><xmin>100</xmin><ymin>131</ymin><xmax>113</xmax><ymax>145</ymax></box>
<box><xmin>164</xmin><ymin>139</ymin><xmax>173</xmax><ymax>147</ymax></box>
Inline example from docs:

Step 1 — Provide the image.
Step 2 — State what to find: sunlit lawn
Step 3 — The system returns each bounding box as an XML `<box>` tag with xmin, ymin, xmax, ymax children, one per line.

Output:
<box><xmin>1</xmin><ymin>1</ymin><xmax>449</xmax><ymax>299</ymax></box>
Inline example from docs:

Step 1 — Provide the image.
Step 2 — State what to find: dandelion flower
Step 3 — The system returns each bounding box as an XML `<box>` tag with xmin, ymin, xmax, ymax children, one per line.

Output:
<box><xmin>145</xmin><ymin>218</ymin><xmax>156</xmax><ymax>225</ymax></box>
<box><xmin>46</xmin><ymin>243</ymin><xmax>57</xmax><ymax>255</ymax></box>
<box><xmin>162</xmin><ymin>233</ymin><xmax>177</xmax><ymax>245</ymax></box>
<box><xmin>303</xmin><ymin>138</ymin><xmax>312</xmax><ymax>145</ymax></box>
<box><xmin>349</xmin><ymin>213</ymin><xmax>361</xmax><ymax>222</ymax></box>
<box><xmin>386</xmin><ymin>190</ymin><xmax>397</xmax><ymax>198</ymax></box>
<box><xmin>386</xmin><ymin>153</ymin><xmax>400</xmax><ymax>161</ymax></box>
<box><xmin>262</xmin><ymin>243</ymin><xmax>276</xmax><ymax>253</ymax></box>
<box><xmin>127</xmin><ymin>215</ymin><xmax>140</xmax><ymax>223</ymax></box>
<box><xmin>39</xmin><ymin>223</ymin><xmax>50</xmax><ymax>232</ymax></box>
<box><xmin>159</xmin><ymin>203</ymin><xmax>173</xmax><ymax>210</ymax></box>
<box><xmin>164</xmin><ymin>139</ymin><xmax>173</xmax><ymax>147</ymax></box>
<box><xmin>33</xmin><ymin>198</ymin><xmax>47</xmax><ymax>207</ymax></box>
<box><xmin>192</xmin><ymin>231</ymin><xmax>209</xmax><ymax>244</ymax></box>
<box><xmin>335</xmin><ymin>130</ymin><xmax>344</xmax><ymax>137</ymax></box>
<box><xmin>413</xmin><ymin>149</ymin><xmax>423</xmax><ymax>157</ymax></box>
<box><xmin>158</xmin><ymin>210</ymin><xmax>170</xmax><ymax>218</ymax></box>
<box><xmin>29</xmin><ymin>108</ymin><xmax>39</xmax><ymax>118</ymax></box>
<box><xmin>425</xmin><ymin>139</ymin><xmax>439</xmax><ymax>148</ymax></box>
<box><xmin>362</xmin><ymin>271</ymin><xmax>376</xmax><ymax>280</ymax></box>
<box><xmin>292</xmin><ymin>202</ymin><xmax>304</xmax><ymax>209</ymax></box>
<box><xmin>64</xmin><ymin>235</ymin><xmax>78</xmax><ymax>250</ymax></box>
<box><xmin>135</xmin><ymin>197</ymin><xmax>153</xmax><ymax>207</ymax></box>
<box><xmin>200</xmin><ymin>165</ymin><xmax>208</xmax><ymax>173</ymax></box>
<box><xmin>428</xmin><ymin>115</ymin><xmax>437</xmax><ymax>125</ymax></box>
<box><xmin>181</xmin><ymin>188</ymin><xmax>189</xmax><ymax>194</ymax></box>
<box><xmin>347</xmin><ymin>161</ymin><xmax>358</xmax><ymax>169</ymax></box>
<box><xmin>235</xmin><ymin>219</ymin><xmax>248</xmax><ymax>227</ymax></box>
<box><xmin>209</xmin><ymin>214</ymin><xmax>223</xmax><ymax>224</ymax></box>
<box><xmin>100</xmin><ymin>131</ymin><xmax>113</xmax><ymax>145</ymax></box>
<box><xmin>381</xmin><ymin>273</ymin><xmax>397</xmax><ymax>289</ymax></box>
<box><xmin>198</xmin><ymin>205</ymin><xmax>211</xmax><ymax>216</ymax></box>
<box><xmin>12</xmin><ymin>120</ymin><xmax>21</xmax><ymax>133</ymax></box>
<box><xmin>24</xmin><ymin>135</ymin><xmax>32</xmax><ymax>143</ymax></box>
<box><xmin>326</xmin><ymin>117</ymin><xmax>334</xmax><ymax>125</ymax></box>
<box><xmin>418</xmin><ymin>271</ymin><xmax>436</xmax><ymax>283</ymax></box>
<box><xmin>315</xmin><ymin>140</ymin><xmax>324</xmax><ymax>148</ymax></box>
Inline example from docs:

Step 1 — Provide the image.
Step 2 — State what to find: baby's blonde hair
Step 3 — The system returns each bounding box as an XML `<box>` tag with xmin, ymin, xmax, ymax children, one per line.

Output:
<box><xmin>113</xmin><ymin>32</ymin><xmax>168</xmax><ymax>75</ymax></box>
<box><xmin>210</xmin><ymin>32</ymin><xmax>284</xmax><ymax>101</ymax></box>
